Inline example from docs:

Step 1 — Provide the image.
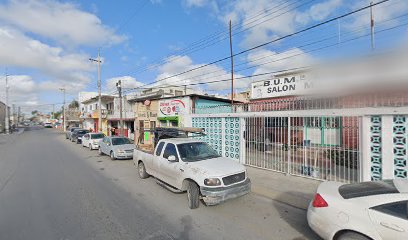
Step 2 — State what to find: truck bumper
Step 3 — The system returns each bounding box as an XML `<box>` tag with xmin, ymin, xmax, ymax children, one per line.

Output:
<box><xmin>200</xmin><ymin>178</ymin><xmax>251</xmax><ymax>205</ymax></box>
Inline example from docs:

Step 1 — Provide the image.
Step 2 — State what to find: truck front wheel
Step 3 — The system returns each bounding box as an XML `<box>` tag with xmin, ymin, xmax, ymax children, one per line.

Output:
<box><xmin>187</xmin><ymin>181</ymin><xmax>200</xmax><ymax>209</ymax></box>
<box><xmin>138</xmin><ymin>162</ymin><xmax>149</xmax><ymax>179</ymax></box>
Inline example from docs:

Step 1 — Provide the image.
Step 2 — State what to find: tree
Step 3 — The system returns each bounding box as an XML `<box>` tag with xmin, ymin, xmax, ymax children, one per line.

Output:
<box><xmin>53</xmin><ymin>110</ymin><xmax>62</xmax><ymax>119</ymax></box>
<box><xmin>68</xmin><ymin>100</ymin><xmax>79</xmax><ymax>109</ymax></box>
<box><xmin>31</xmin><ymin>110</ymin><xmax>38</xmax><ymax>115</ymax></box>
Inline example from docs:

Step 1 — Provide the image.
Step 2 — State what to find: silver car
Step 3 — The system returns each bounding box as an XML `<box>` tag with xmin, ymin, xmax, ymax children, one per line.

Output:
<box><xmin>98</xmin><ymin>136</ymin><xmax>134</xmax><ymax>160</ymax></box>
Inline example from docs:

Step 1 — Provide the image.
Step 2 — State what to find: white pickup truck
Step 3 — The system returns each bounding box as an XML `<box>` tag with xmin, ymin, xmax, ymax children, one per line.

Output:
<box><xmin>133</xmin><ymin>138</ymin><xmax>251</xmax><ymax>209</ymax></box>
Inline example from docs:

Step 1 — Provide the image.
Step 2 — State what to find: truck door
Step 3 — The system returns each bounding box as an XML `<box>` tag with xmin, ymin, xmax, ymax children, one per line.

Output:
<box><xmin>159</xmin><ymin>143</ymin><xmax>181</xmax><ymax>188</ymax></box>
<box><xmin>149</xmin><ymin>141</ymin><xmax>165</xmax><ymax>176</ymax></box>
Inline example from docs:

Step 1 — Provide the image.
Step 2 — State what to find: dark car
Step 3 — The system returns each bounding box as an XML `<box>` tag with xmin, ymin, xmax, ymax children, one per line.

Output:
<box><xmin>71</xmin><ymin>129</ymin><xmax>90</xmax><ymax>144</ymax></box>
<box><xmin>66</xmin><ymin>127</ymin><xmax>81</xmax><ymax>140</ymax></box>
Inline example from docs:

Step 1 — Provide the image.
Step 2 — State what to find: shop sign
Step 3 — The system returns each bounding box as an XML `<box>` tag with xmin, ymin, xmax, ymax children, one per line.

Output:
<box><xmin>159</xmin><ymin>98</ymin><xmax>189</xmax><ymax>117</ymax></box>
<box><xmin>251</xmin><ymin>74</ymin><xmax>312</xmax><ymax>99</ymax></box>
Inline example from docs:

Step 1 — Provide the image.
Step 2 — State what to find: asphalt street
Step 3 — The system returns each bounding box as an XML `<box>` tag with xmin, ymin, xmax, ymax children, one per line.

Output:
<box><xmin>0</xmin><ymin>127</ymin><xmax>320</xmax><ymax>240</ymax></box>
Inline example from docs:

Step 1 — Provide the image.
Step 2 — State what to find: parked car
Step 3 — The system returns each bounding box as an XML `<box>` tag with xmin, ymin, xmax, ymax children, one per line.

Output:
<box><xmin>82</xmin><ymin>133</ymin><xmax>105</xmax><ymax>150</ymax></box>
<box><xmin>99</xmin><ymin>136</ymin><xmax>134</xmax><ymax>160</ymax></box>
<box><xmin>133</xmin><ymin>137</ymin><xmax>251</xmax><ymax>209</ymax></box>
<box><xmin>307</xmin><ymin>179</ymin><xmax>408</xmax><ymax>240</ymax></box>
<box><xmin>66</xmin><ymin>127</ymin><xmax>81</xmax><ymax>140</ymax></box>
<box><xmin>71</xmin><ymin>129</ymin><xmax>90</xmax><ymax>144</ymax></box>
<box><xmin>43</xmin><ymin>122</ymin><xmax>53</xmax><ymax>128</ymax></box>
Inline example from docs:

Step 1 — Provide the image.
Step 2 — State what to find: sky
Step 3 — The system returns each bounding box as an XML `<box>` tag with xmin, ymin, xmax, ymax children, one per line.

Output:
<box><xmin>0</xmin><ymin>0</ymin><xmax>407</xmax><ymax>114</ymax></box>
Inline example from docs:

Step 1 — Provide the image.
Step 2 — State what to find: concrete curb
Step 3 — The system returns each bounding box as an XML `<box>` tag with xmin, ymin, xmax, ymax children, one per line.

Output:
<box><xmin>251</xmin><ymin>185</ymin><xmax>311</xmax><ymax>210</ymax></box>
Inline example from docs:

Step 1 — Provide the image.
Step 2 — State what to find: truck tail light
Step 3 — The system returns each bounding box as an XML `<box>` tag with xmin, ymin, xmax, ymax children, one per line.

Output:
<box><xmin>312</xmin><ymin>193</ymin><xmax>328</xmax><ymax>208</ymax></box>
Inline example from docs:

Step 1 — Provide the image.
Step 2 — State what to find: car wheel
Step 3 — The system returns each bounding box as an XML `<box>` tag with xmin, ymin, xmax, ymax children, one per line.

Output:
<box><xmin>89</xmin><ymin>144</ymin><xmax>93</xmax><ymax>151</ymax></box>
<box><xmin>110</xmin><ymin>151</ymin><xmax>116</xmax><ymax>160</ymax></box>
<box><xmin>337</xmin><ymin>232</ymin><xmax>371</xmax><ymax>240</ymax></box>
<box><xmin>98</xmin><ymin>147</ymin><xmax>103</xmax><ymax>155</ymax></box>
<box><xmin>138</xmin><ymin>162</ymin><xmax>149</xmax><ymax>179</ymax></box>
<box><xmin>187</xmin><ymin>181</ymin><xmax>200</xmax><ymax>209</ymax></box>
<box><xmin>76</xmin><ymin>139</ymin><xmax>80</xmax><ymax>144</ymax></box>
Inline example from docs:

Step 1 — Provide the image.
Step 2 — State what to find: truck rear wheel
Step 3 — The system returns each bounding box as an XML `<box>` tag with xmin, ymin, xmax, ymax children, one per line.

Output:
<box><xmin>187</xmin><ymin>181</ymin><xmax>200</xmax><ymax>209</ymax></box>
<box><xmin>138</xmin><ymin>162</ymin><xmax>149</xmax><ymax>179</ymax></box>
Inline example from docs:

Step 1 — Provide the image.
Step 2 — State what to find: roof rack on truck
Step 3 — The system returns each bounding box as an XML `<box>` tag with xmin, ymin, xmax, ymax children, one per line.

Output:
<box><xmin>151</xmin><ymin>127</ymin><xmax>205</xmax><ymax>147</ymax></box>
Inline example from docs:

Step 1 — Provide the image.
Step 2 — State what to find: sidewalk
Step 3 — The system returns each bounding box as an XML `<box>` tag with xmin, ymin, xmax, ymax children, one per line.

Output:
<box><xmin>247</xmin><ymin>166</ymin><xmax>320</xmax><ymax>210</ymax></box>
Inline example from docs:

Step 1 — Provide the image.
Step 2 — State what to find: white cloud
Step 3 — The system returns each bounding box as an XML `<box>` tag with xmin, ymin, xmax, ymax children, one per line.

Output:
<box><xmin>344</xmin><ymin>0</ymin><xmax>408</xmax><ymax>31</ymax></box>
<box><xmin>247</xmin><ymin>48</ymin><xmax>314</xmax><ymax>81</ymax></box>
<box><xmin>0</xmin><ymin>75</ymin><xmax>40</xmax><ymax>106</ymax></box>
<box><xmin>0</xmin><ymin>27</ymin><xmax>93</xmax><ymax>89</ymax></box>
<box><xmin>0</xmin><ymin>0</ymin><xmax>125</xmax><ymax>46</ymax></box>
<box><xmin>154</xmin><ymin>55</ymin><xmax>248</xmax><ymax>91</ymax></box>
<box><xmin>183</xmin><ymin>0</ymin><xmax>206</xmax><ymax>8</ymax></box>
<box><xmin>309</xmin><ymin>0</ymin><xmax>342</xmax><ymax>21</ymax></box>
<box><xmin>105</xmin><ymin>76</ymin><xmax>144</xmax><ymax>93</ymax></box>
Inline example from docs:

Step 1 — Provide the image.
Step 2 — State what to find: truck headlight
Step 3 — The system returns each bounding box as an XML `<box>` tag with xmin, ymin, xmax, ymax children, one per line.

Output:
<box><xmin>204</xmin><ymin>178</ymin><xmax>221</xmax><ymax>186</ymax></box>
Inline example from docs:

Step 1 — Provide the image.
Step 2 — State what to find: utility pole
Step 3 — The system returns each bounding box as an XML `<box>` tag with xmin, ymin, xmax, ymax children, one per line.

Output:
<box><xmin>90</xmin><ymin>49</ymin><xmax>102</xmax><ymax>133</ymax></box>
<box><xmin>5</xmin><ymin>70</ymin><xmax>9</xmax><ymax>134</ymax></box>
<box><xmin>59</xmin><ymin>88</ymin><xmax>66</xmax><ymax>131</ymax></box>
<box><xmin>52</xmin><ymin>104</ymin><xmax>55</xmax><ymax>119</ymax></box>
<box><xmin>116</xmin><ymin>80</ymin><xmax>123</xmax><ymax>137</ymax></box>
<box><xmin>18</xmin><ymin>106</ymin><xmax>21</xmax><ymax>126</ymax></box>
<box><xmin>229</xmin><ymin>20</ymin><xmax>235</xmax><ymax>105</ymax></box>
<box><xmin>12</xmin><ymin>104</ymin><xmax>15</xmax><ymax>129</ymax></box>
<box><xmin>370</xmin><ymin>2</ymin><xmax>375</xmax><ymax>50</ymax></box>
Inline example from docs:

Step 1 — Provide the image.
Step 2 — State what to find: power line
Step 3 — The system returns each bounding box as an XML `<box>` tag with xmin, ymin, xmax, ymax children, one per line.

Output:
<box><xmin>121</xmin><ymin>20</ymin><xmax>407</xmax><ymax>94</ymax></box>
<box><xmin>128</xmin><ymin>0</ymin><xmax>313</xmax><ymax>75</ymax></box>
<box><xmin>134</xmin><ymin>0</ymin><xmax>390</xmax><ymax>90</ymax></box>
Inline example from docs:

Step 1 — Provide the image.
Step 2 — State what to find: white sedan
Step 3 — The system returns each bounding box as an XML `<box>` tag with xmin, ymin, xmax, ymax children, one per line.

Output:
<box><xmin>307</xmin><ymin>179</ymin><xmax>408</xmax><ymax>240</ymax></box>
<box><xmin>81</xmin><ymin>133</ymin><xmax>105</xmax><ymax>150</ymax></box>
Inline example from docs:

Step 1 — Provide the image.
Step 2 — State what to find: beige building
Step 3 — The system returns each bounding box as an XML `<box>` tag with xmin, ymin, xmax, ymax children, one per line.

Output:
<box><xmin>131</xmin><ymin>98</ymin><xmax>159</xmax><ymax>147</ymax></box>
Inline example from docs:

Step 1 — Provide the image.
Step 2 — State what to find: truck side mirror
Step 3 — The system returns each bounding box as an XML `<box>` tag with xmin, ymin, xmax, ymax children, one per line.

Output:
<box><xmin>168</xmin><ymin>155</ymin><xmax>177</xmax><ymax>162</ymax></box>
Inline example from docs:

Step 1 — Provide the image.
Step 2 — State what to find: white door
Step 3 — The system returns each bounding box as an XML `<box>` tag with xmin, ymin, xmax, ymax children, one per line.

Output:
<box><xmin>369</xmin><ymin>200</ymin><xmax>408</xmax><ymax>239</ymax></box>
<box><xmin>83</xmin><ymin>134</ymin><xmax>89</xmax><ymax>146</ymax></box>
<box><xmin>101</xmin><ymin>137</ymin><xmax>108</xmax><ymax>154</ymax></box>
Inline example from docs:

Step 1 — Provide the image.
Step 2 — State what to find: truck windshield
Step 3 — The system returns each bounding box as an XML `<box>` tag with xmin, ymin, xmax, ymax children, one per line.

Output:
<box><xmin>177</xmin><ymin>142</ymin><xmax>220</xmax><ymax>162</ymax></box>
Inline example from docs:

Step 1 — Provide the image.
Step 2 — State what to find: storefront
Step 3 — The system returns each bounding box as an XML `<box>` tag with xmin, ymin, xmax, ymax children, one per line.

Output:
<box><xmin>158</xmin><ymin>97</ymin><xmax>191</xmax><ymax>127</ymax></box>
<box><xmin>132</xmin><ymin>99</ymin><xmax>159</xmax><ymax>146</ymax></box>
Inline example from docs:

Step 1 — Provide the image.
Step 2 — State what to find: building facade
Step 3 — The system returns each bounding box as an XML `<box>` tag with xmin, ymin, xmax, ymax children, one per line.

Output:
<box><xmin>106</xmin><ymin>96</ymin><xmax>135</xmax><ymax>139</ymax></box>
<box><xmin>0</xmin><ymin>101</ymin><xmax>6</xmax><ymax>133</ymax></box>
<box><xmin>80</xmin><ymin>95</ymin><xmax>114</xmax><ymax>134</ymax></box>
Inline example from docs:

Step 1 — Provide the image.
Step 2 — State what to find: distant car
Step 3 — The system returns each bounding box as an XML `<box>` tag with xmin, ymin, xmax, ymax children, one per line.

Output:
<box><xmin>43</xmin><ymin>122</ymin><xmax>53</xmax><ymax>128</ymax></box>
<box><xmin>98</xmin><ymin>136</ymin><xmax>134</xmax><ymax>160</ymax></box>
<box><xmin>71</xmin><ymin>129</ymin><xmax>90</xmax><ymax>144</ymax></box>
<box><xmin>66</xmin><ymin>127</ymin><xmax>81</xmax><ymax>140</ymax></box>
<box><xmin>82</xmin><ymin>132</ymin><xmax>105</xmax><ymax>150</ymax></box>
<box><xmin>307</xmin><ymin>179</ymin><xmax>408</xmax><ymax>240</ymax></box>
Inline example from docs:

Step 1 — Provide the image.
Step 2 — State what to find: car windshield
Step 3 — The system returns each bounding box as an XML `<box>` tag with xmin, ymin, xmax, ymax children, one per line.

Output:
<box><xmin>177</xmin><ymin>142</ymin><xmax>220</xmax><ymax>162</ymax></box>
<box><xmin>77</xmin><ymin>130</ymin><xmax>89</xmax><ymax>134</ymax></box>
<box><xmin>111</xmin><ymin>138</ymin><xmax>131</xmax><ymax>145</ymax></box>
<box><xmin>91</xmin><ymin>134</ymin><xmax>105</xmax><ymax>139</ymax></box>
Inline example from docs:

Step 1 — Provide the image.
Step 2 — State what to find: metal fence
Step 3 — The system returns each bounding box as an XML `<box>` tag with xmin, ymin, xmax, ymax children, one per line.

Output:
<box><xmin>193</xmin><ymin>93</ymin><xmax>408</xmax><ymax>114</ymax></box>
<box><xmin>243</xmin><ymin>116</ymin><xmax>360</xmax><ymax>183</ymax></box>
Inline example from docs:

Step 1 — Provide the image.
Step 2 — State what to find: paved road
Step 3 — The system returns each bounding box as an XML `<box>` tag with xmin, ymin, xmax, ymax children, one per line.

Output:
<box><xmin>0</xmin><ymin>127</ymin><xmax>320</xmax><ymax>240</ymax></box>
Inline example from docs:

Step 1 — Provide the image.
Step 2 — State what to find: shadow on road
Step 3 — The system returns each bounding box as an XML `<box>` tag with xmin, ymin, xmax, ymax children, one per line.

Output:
<box><xmin>272</xmin><ymin>192</ymin><xmax>322</xmax><ymax>240</ymax></box>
